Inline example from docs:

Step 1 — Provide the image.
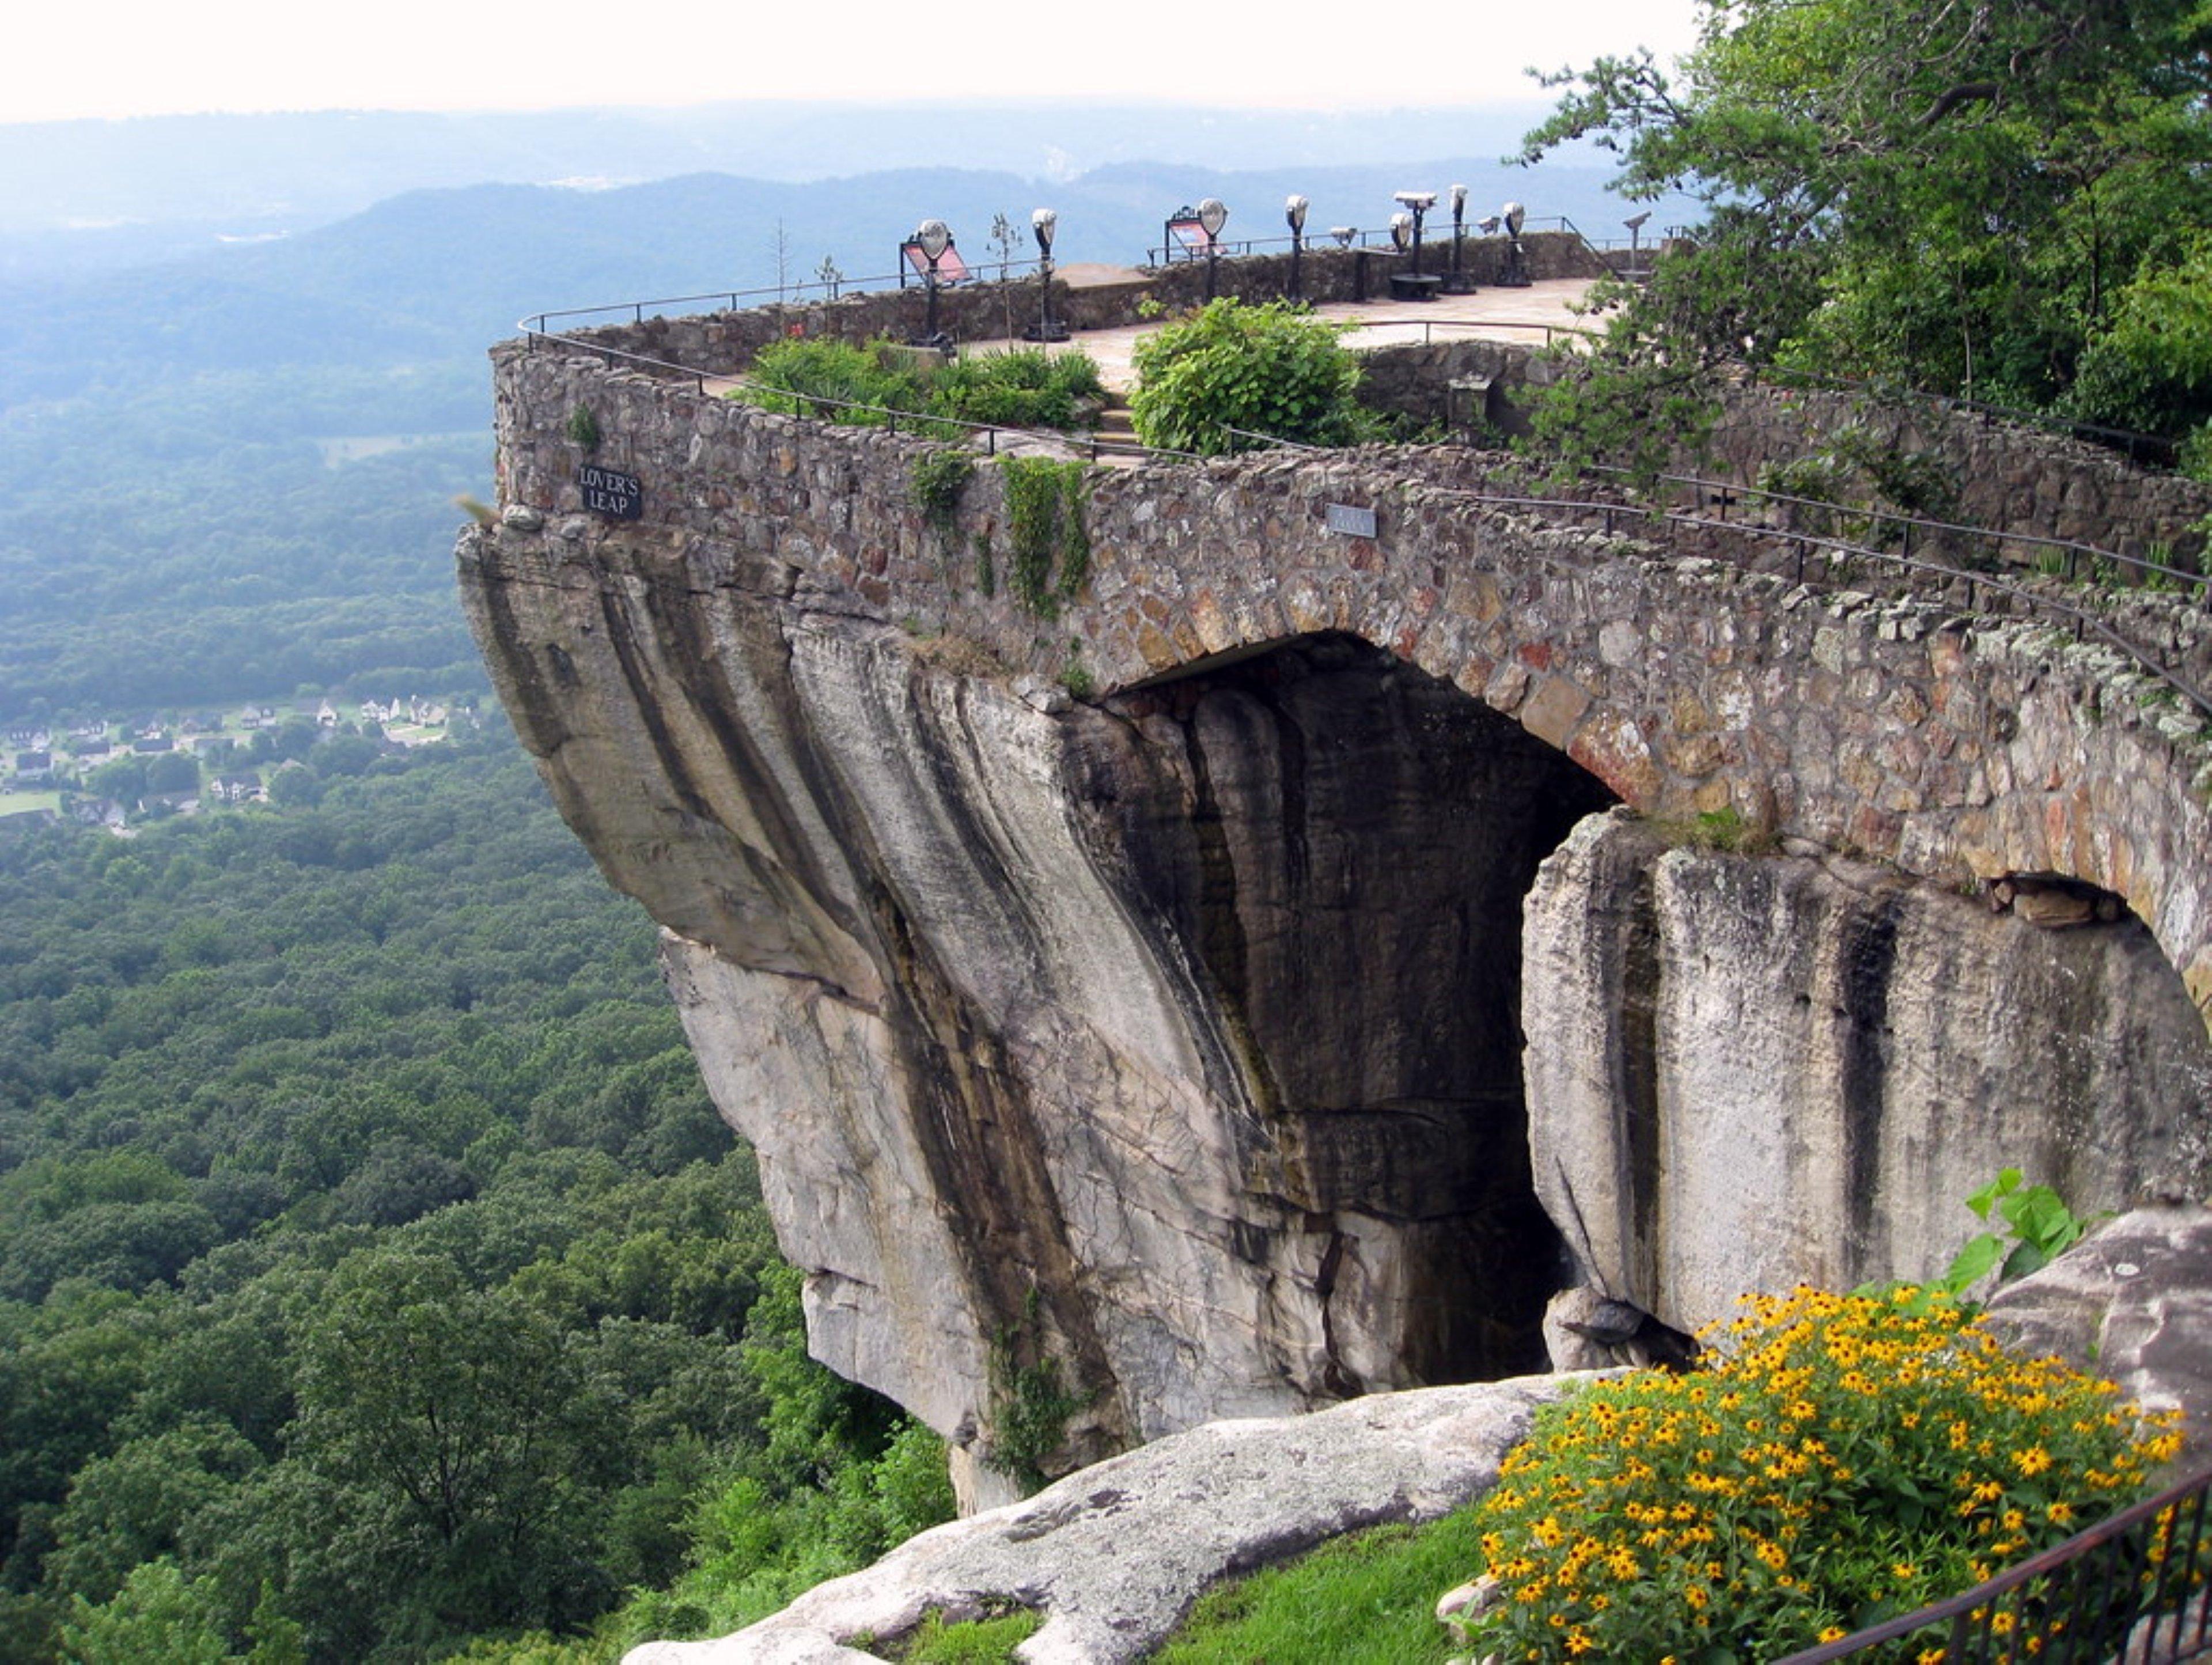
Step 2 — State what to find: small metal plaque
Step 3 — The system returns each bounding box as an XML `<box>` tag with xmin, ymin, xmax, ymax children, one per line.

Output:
<box><xmin>579</xmin><ymin>464</ymin><xmax>643</xmax><ymax>520</ymax></box>
<box><xmin>1325</xmin><ymin>502</ymin><xmax>1377</xmax><ymax>539</ymax></box>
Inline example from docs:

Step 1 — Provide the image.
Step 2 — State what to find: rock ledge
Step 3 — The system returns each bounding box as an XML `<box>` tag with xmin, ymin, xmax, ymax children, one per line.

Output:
<box><xmin>623</xmin><ymin>1373</ymin><xmax>1575</xmax><ymax>1665</ymax></box>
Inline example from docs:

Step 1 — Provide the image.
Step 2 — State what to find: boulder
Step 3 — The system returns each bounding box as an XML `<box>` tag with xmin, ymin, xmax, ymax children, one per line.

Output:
<box><xmin>1983</xmin><ymin>1204</ymin><xmax>2212</xmax><ymax>1455</ymax></box>
<box><xmin>1523</xmin><ymin>813</ymin><xmax>2212</xmax><ymax>1337</ymax></box>
<box><xmin>623</xmin><ymin>1374</ymin><xmax>1573</xmax><ymax>1665</ymax></box>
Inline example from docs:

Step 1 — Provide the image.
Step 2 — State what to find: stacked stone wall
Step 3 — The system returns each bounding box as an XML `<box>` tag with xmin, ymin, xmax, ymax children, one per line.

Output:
<box><xmin>553</xmin><ymin>232</ymin><xmax>1604</xmax><ymax>379</ymax></box>
<box><xmin>1705</xmin><ymin>381</ymin><xmax>2212</xmax><ymax>567</ymax></box>
<box><xmin>1357</xmin><ymin>340</ymin><xmax>1551</xmax><ymax>433</ymax></box>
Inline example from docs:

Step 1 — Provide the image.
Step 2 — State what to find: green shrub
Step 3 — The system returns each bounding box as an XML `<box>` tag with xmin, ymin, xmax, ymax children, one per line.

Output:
<box><xmin>927</xmin><ymin>349</ymin><xmax>1103</xmax><ymax>431</ymax></box>
<box><xmin>740</xmin><ymin>339</ymin><xmax>930</xmax><ymax>427</ymax></box>
<box><xmin>741</xmin><ymin>342</ymin><xmax>1104</xmax><ymax>437</ymax></box>
<box><xmin>910</xmin><ymin>449</ymin><xmax>974</xmax><ymax>547</ymax></box>
<box><xmin>1460</xmin><ymin>1285</ymin><xmax>2182</xmax><ymax>1663</ymax></box>
<box><xmin>1937</xmin><ymin>1168</ymin><xmax>2096</xmax><ymax>1295</ymax></box>
<box><xmin>1756</xmin><ymin>421</ymin><xmax>1959</xmax><ymax>547</ymax></box>
<box><xmin>1129</xmin><ymin>298</ymin><xmax>1368</xmax><ymax>455</ymax></box>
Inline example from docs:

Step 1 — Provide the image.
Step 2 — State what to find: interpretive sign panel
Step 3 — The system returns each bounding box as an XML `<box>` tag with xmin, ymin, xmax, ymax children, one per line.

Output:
<box><xmin>1325</xmin><ymin>503</ymin><xmax>1378</xmax><ymax>539</ymax></box>
<box><xmin>580</xmin><ymin>464</ymin><xmax>643</xmax><ymax>520</ymax></box>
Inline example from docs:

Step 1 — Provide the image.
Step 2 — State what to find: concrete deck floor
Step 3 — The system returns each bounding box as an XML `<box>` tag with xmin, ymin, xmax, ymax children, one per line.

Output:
<box><xmin>962</xmin><ymin>272</ymin><xmax>1604</xmax><ymax>393</ymax></box>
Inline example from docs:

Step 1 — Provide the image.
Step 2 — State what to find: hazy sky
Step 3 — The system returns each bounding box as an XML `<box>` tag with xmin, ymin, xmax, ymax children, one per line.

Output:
<box><xmin>12</xmin><ymin>0</ymin><xmax>1704</xmax><ymax>123</ymax></box>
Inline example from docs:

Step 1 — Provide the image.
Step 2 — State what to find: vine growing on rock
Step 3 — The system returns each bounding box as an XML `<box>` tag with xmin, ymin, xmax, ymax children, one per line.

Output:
<box><xmin>985</xmin><ymin>1337</ymin><xmax>1088</xmax><ymax>1495</ymax></box>
<box><xmin>909</xmin><ymin>448</ymin><xmax>973</xmax><ymax>554</ymax></box>
<box><xmin>998</xmin><ymin>457</ymin><xmax>1090</xmax><ymax>616</ymax></box>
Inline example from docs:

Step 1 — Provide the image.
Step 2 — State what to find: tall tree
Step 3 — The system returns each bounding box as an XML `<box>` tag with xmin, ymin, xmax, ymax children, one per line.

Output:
<box><xmin>1522</xmin><ymin>0</ymin><xmax>2212</xmax><ymax>461</ymax></box>
<box><xmin>290</xmin><ymin>1249</ymin><xmax>614</xmax><ymax>1633</ymax></box>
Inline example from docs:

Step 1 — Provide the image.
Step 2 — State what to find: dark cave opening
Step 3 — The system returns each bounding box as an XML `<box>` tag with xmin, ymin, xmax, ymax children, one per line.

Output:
<box><xmin>1100</xmin><ymin>632</ymin><xmax>1619</xmax><ymax>1385</ymax></box>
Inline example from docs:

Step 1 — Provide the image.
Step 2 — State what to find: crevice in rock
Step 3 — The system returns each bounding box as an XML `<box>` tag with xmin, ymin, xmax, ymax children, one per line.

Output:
<box><xmin>1836</xmin><ymin>895</ymin><xmax>1901</xmax><ymax>1274</ymax></box>
<box><xmin>1175</xmin><ymin>695</ymin><xmax>1284</xmax><ymax>1122</ymax></box>
<box><xmin>1619</xmin><ymin>858</ymin><xmax>1663</xmax><ymax>1301</ymax></box>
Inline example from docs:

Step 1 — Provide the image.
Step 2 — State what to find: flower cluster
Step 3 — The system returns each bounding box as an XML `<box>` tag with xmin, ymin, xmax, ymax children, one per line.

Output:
<box><xmin>1464</xmin><ymin>1285</ymin><xmax>2185</xmax><ymax>1663</ymax></box>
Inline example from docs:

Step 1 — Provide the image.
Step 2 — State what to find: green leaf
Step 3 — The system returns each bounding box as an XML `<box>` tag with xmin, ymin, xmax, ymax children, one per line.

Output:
<box><xmin>1943</xmin><ymin>1233</ymin><xmax>2004</xmax><ymax>1291</ymax></box>
<box><xmin>2001</xmin><ymin>1239</ymin><xmax>2052</xmax><ymax>1282</ymax></box>
<box><xmin>1965</xmin><ymin>1168</ymin><xmax>2024</xmax><ymax>1222</ymax></box>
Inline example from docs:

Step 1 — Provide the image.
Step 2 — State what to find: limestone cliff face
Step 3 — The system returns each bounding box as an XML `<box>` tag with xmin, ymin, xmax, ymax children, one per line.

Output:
<box><xmin>467</xmin><ymin>484</ymin><xmax>2212</xmax><ymax>1499</ymax></box>
<box><xmin>1525</xmin><ymin>812</ymin><xmax>2212</xmax><ymax>1333</ymax></box>
<box><xmin>464</xmin><ymin>508</ymin><xmax>1606</xmax><ymax>1497</ymax></box>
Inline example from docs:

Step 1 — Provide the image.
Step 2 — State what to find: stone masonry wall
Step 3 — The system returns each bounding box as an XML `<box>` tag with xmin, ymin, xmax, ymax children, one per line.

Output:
<box><xmin>1704</xmin><ymin>381</ymin><xmax>2212</xmax><ymax>567</ymax></box>
<box><xmin>1357</xmin><ymin>340</ymin><xmax>1550</xmax><ymax>434</ymax></box>
<box><xmin>487</xmin><ymin>343</ymin><xmax>2212</xmax><ymax>1026</ymax></box>
<box><xmin>551</xmin><ymin>233</ymin><xmax>1605</xmax><ymax>380</ymax></box>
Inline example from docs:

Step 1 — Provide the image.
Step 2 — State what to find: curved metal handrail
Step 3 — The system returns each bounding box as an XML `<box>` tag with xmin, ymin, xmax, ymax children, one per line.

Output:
<box><xmin>1343</xmin><ymin>315</ymin><xmax>1602</xmax><ymax>350</ymax></box>
<box><xmin>1755</xmin><ymin>361</ymin><xmax>2185</xmax><ymax>468</ymax></box>
<box><xmin>1588</xmin><ymin>464</ymin><xmax>2212</xmax><ymax>597</ymax></box>
<box><xmin>1647</xmin><ymin>508</ymin><xmax>2212</xmax><ymax>720</ymax></box>
<box><xmin>513</xmin><ymin>324</ymin><xmax>1208</xmax><ymax>463</ymax></box>
<box><xmin>519</xmin><ymin>253</ymin><xmax>1049</xmax><ymax>337</ymax></box>
<box><xmin>1775</xmin><ymin>1463</ymin><xmax>2212</xmax><ymax>1663</ymax></box>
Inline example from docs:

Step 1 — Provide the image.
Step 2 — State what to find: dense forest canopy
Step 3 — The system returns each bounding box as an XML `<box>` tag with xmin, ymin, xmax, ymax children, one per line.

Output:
<box><xmin>0</xmin><ymin>735</ymin><xmax>952</xmax><ymax>1662</ymax></box>
<box><xmin>1522</xmin><ymin>0</ymin><xmax>2212</xmax><ymax>466</ymax></box>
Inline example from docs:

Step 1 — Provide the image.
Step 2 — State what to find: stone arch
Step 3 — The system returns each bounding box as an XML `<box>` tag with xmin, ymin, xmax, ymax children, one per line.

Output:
<box><xmin>1056</xmin><ymin>460</ymin><xmax>2212</xmax><ymax>1038</ymax></box>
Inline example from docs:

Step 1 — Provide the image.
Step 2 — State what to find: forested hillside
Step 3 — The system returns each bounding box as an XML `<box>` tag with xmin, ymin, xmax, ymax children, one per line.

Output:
<box><xmin>0</xmin><ymin>373</ymin><xmax>484</xmax><ymax>717</ymax></box>
<box><xmin>0</xmin><ymin>148</ymin><xmax>1673</xmax><ymax>729</ymax></box>
<box><xmin>0</xmin><ymin>732</ymin><xmax>951</xmax><ymax>1662</ymax></box>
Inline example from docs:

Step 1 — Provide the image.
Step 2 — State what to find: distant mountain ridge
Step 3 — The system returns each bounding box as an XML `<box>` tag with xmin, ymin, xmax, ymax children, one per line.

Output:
<box><xmin>0</xmin><ymin>101</ymin><xmax>1567</xmax><ymax>249</ymax></box>
<box><xmin>0</xmin><ymin>154</ymin><xmax>1680</xmax><ymax>400</ymax></box>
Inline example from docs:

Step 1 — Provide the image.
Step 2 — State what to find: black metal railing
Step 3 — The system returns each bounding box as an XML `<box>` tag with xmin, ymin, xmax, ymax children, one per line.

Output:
<box><xmin>1139</xmin><ymin>216</ymin><xmax>1601</xmax><ymax>267</ymax></box>
<box><xmin>520</xmin><ymin>255</ymin><xmax>1051</xmax><ymax>338</ymax></box>
<box><xmin>1775</xmin><ymin>1464</ymin><xmax>2212</xmax><ymax>1663</ymax></box>
<box><xmin>1342</xmin><ymin>314</ymin><xmax>1601</xmax><ymax>351</ymax></box>
<box><xmin>1589</xmin><ymin>464</ymin><xmax>2212</xmax><ymax>600</ymax></box>
<box><xmin>1756</xmin><ymin>362</ymin><xmax>2184</xmax><ymax>470</ymax></box>
<box><xmin>1646</xmin><ymin>506</ymin><xmax>2212</xmax><ymax>719</ymax></box>
<box><xmin>513</xmin><ymin>324</ymin><xmax>1208</xmax><ymax>465</ymax></box>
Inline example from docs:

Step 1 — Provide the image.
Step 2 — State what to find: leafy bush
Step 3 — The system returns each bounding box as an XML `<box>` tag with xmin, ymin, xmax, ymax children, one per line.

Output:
<box><xmin>740</xmin><ymin>339</ymin><xmax>930</xmax><ymax>427</ymax></box>
<box><xmin>927</xmin><ymin>349</ymin><xmax>1103</xmax><ymax>430</ymax></box>
<box><xmin>909</xmin><ymin>449</ymin><xmax>974</xmax><ymax>546</ymax></box>
<box><xmin>1756</xmin><ymin>421</ymin><xmax>1959</xmax><ymax>546</ymax></box>
<box><xmin>741</xmin><ymin>339</ymin><xmax>1104</xmax><ymax>436</ymax></box>
<box><xmin>1129</xmin><ymin>299</ymin><xmax>1368</xmax><ymax>455</ymax></box>
<box><xmin>1938</xmin><ymin>1168</ymin><xmax>2096</xmax><ymax>1295</ymax></box>
<box><xmin>1461</xmin><ymin>1285</ymin><xmax>2183</xmax><ymax>1663</ymax></box>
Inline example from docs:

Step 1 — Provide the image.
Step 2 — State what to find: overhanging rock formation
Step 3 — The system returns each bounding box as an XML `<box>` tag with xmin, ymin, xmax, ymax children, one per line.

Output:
<box><xmin>463</xmin><ymin>336</ymin><xmax>2212</xmax><ymax>1500</ymax></box>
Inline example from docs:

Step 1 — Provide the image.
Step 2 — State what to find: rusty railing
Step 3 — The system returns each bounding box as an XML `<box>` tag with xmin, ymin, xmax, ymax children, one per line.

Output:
<box><xmin>1775</xmin><ymin>1465</ymin><xmax>2212</xmax><ymax>1663</ymax></box>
